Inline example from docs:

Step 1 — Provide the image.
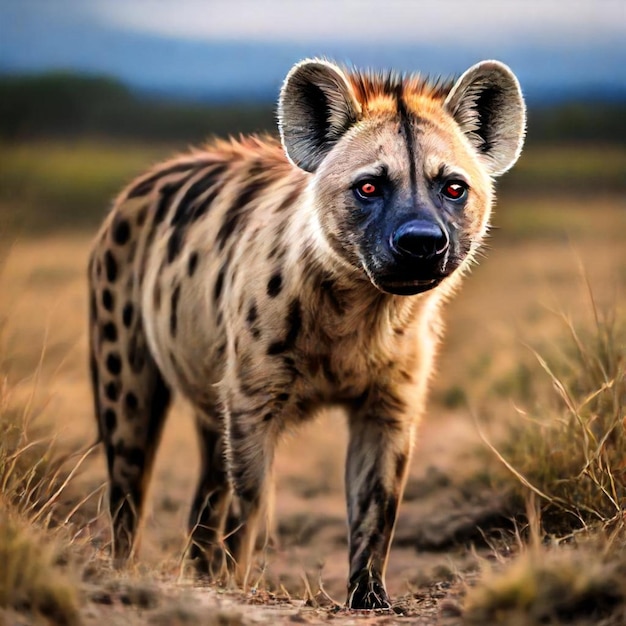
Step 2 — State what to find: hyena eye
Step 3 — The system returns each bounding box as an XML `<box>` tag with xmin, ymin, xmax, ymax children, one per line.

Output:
<box><xmin>354</xmin><ymin>179</ymin><xmax>383</xmax><ymax>201</ymax></box>
<box><xmin>441</xmin><ymin>181</ymin><xmax>468</xmax><ymax>202</ymax></box>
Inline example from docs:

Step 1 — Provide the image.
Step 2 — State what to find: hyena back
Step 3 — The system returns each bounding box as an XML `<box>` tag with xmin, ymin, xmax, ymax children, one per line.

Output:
<box><xmin>88</xmin><ymin>58</ymin><xmax>525</xmax><ymax>609</ymax></box>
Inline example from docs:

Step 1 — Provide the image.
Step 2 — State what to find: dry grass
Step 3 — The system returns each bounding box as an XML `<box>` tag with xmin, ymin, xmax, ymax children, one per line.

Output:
<box><xmin>0</xmin><ymin>366</ymin><xmax>83</xmax><ymax>624</ymax></box>
<box><xmin>464</xmin><ymin>537</ymin><xmax>626</xmax><ymax>625</ymax></box>
<box><xmin>484</xmin><ymin>295</ymin><xmax>626</xmax><ymax>532</ymax></box>
<box><xmin>463</xmin><ymin>289</ymin><xmax>626</xmax><ymax>624</ymax></box>
<box><xmin>0</xmin><ymin>504</ymin><xmax>81</xmax><ymax>626</ymax></box>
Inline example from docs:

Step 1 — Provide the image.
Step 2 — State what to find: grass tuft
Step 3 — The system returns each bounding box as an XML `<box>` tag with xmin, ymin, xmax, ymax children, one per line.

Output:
<box><xmin>464</xmin><ymin>534</ymin><xmax>626</xmax><ymax>625</ymax></box>
<box><xmin>489</xmin><ymin>298</ymin><xmax>626</xmax><ymax>532</ymax></box>
<box><xmin>0</xmin><ymin>324</ymin><xmax>84</xmax><ymax>624</ymax></box>
<box><xmin>0</xmin><ymin>505</ymin><xmax>81</xmax><ymax>625</ymax></box>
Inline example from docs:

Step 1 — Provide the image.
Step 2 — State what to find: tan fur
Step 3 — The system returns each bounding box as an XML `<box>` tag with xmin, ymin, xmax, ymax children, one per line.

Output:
<box><xmin>87</xmin><ymin>58</ymin><xmax>525</xmax><ymax>609</ymax></box>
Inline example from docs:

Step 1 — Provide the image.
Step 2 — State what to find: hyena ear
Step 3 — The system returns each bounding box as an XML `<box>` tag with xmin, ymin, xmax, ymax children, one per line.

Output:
<box><xmin>279</xmin><ymin>59</ymin><xmax>361</xmax><ymax>173</ymax></box>
<box><xmin>445</xmin><ymin>60</ymin><xmax>526</xmax><ymax>176</ymax></box>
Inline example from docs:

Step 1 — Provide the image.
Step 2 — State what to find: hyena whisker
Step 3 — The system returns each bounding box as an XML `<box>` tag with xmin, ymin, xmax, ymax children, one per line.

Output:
<box><xmin>88</xmin><ymin>57</ymin><xmax>525</xmax><ymax>609</ymax></box>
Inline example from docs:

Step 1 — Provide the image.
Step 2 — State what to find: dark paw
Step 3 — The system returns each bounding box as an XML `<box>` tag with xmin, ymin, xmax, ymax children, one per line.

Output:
<box><xmin>347</xmin><ymin>573</ymin><xmax>392</xmax><ymax>610</ymax></box>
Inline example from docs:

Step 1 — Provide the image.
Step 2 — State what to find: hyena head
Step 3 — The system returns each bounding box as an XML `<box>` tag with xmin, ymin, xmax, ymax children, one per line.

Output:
<box><xmin>279</xmin><ymin>59</ymin><xmax>526</xmax><ymax>295</ymax></box>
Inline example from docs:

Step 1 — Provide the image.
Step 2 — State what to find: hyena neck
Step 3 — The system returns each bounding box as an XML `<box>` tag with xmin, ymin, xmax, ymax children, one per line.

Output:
<box><xmin>285</xmin><ymin>197</ymin><xmax>433</xmax><ymax>339</ymax></box>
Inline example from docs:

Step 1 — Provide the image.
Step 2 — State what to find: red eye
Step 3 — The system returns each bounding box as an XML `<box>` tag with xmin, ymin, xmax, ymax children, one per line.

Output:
<box><xmin>442</xmin><ymin>181</ymin><xmax>468</xmax><ymax>201</ymax></box>
<box><xmin>355</xmin><ymin>179</ymin><xmax>382</xmax><ymax>200</ymax></box>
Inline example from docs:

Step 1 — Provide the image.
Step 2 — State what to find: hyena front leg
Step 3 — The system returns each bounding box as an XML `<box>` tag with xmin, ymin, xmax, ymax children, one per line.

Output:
<box><xmin>345</xmin><ymin>389</ymin><xmax>415</xmax><ymax>610</ymax></box>
<box><xmin>187</xmin><ymin>410</ymin><xmax>235</xmax><ymax>579</ymax></box>
<box><xmin>222</xmin><ymin>389</ymin><xmax>278</xmax><ymax>586</ymax></box>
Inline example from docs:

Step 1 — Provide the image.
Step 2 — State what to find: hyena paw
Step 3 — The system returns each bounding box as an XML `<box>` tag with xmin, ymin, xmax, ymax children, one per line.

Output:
<box><xmin>347</xmin><ymin>573</ymin><xmax>392</xmax><ymax>610</ymax></box>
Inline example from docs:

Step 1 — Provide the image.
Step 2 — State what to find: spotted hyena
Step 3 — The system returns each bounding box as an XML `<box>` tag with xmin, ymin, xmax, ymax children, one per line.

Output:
<box><xmin>88</xmin><ymin>58</ymin><xmax>525</xmax><ymax>609</ymax></box>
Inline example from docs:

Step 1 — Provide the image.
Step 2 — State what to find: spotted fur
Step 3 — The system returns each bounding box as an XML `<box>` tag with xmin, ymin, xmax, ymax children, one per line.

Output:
<box><xmin>88</xmin><ymin>58</ymin><xmax>525</xmax><ymax>609</ymax></box>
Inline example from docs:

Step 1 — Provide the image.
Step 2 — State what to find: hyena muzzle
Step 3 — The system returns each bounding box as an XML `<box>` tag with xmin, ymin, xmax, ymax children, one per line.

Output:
<box><xmin>88</xmin><ymin>58</ymin><xmax>525</xmax><ymax>609</ymax></box>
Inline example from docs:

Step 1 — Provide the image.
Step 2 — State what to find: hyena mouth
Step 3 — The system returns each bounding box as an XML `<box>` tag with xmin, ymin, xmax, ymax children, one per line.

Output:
<box><xmin>378</xmin><ymin>277</ymin><xmax>442</xmax><ymax>296</ymax></box>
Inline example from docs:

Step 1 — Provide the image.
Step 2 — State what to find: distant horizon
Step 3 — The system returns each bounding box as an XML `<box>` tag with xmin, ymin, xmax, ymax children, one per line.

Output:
<box><xmin>1</xmin><ymin>0</ymin><xmax>625</xmax><ymax>106</ymax></box>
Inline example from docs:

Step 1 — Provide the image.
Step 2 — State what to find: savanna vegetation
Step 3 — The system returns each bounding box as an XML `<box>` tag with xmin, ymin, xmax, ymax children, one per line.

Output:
<box><xmin>0</xmin><ymin>71</ymin><xmax>625</xmax><ymax>625</ymax></box>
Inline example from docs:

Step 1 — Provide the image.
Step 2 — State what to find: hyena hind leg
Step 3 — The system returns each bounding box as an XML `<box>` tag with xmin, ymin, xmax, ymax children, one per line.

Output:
<box><xmin>88</xmin><ymin>279</ymin><xmax>172</xmax><ymax>566</ymax></box>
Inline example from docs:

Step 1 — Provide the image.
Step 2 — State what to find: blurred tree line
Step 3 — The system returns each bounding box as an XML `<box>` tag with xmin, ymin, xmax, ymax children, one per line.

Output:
<box><xmin>0</xmin><ymin>73</ymin><xmax>275</xmax><ymax>143</ymax></box>
<box><xmin>1</xmin><ymin>72</ymin><xmax>625</xmax><ymax>145</ymax></box>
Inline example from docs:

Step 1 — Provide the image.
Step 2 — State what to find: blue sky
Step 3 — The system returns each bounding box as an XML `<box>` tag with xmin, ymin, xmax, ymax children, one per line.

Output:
<box><xmin>1</xmin><ymin>0</ymin><xmax>625</xmax><ymax>102</ymax></box>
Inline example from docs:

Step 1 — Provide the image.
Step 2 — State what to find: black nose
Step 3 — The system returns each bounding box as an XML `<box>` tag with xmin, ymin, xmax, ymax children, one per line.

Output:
<box><xmin>391</xmin><ymin>220</ymin><xmax>449</xmax><ymax>260</ymax></box>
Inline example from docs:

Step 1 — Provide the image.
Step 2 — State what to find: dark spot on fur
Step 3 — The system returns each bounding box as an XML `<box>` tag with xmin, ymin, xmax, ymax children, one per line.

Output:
<box><xmin>246</xmin><ymin>303</ymin><xmax>257</xmax><ymax>325</ymax></box>
<box><xmin>188</xmin><ymin>251</ymin><xmax>199</xmax><ymax>276</ymax></box>
<box><xmin>274</xmin><ymin>184</ymin><xmax>303</xmax><ymax>213</ymax></box>
<box><xmin>102</xmin><ymin>322</ymin><xmax>118</xmax><ymax>342</ymax></box>
<box><xmin>128</xmin><ymin>332</ymin><xmax>146</xmax><ymax>374</ymax></box>
<box><xmin>284</xmin><ymin>298</ymin><xmax>302</xmax><ymax>344</ymax></box>
<box><xmin>213</xmin><ymin>268</ymin><xmax>225</xmax><ymax>303</ymax></box>
<box><xmin>267</xmin><ymin>272</ymin><xmax>282</xmax><ymax>298</ymax></box>
<box><xmin>277</xmin><ymin>393</ymin><xmax>290</xmax><ymax>402</ymax></box>
<box><xmin>263</xmin><ymin>412</ymin><xmax>273</xmax><ymax>422</ymax></box>
<box><xmin>321</xmin><ymin>354</ymin><xmax>336</xmax><ymax>383</ymax></box>
<box><xmin>395</xmin><ymin>453</ymin><xmax>408</xmax><ymax>480</ymax></box>
<box><xmin>104</xmin><ymin>250</ymin><xmax>117</xmax><ymax>282</ymax></box>
<box><xmin>267</xmin><ymin>341</ymin><xmax>285</xmax><ymax>355</ymax></box>
<box><xmin>147</xmin><ymin>371</ymin><xmax>171</xmax><ymax>442</ymax></box>
<box><xmin>136</xmin><ymin>207</ymin><xmax>147</xmax><ymax>226</ymax></box>
<box><xmin>122</xmin><ymin>303</ymin><xmax>134</xmax><ymax>328</ymax></box>
<box><xmin>106</xmin><ymin>353</ymin><xmax>122</xmax><ymax>376</ymax></box>
<box><xmin>384</xmin><ymin>494</ymin><xmax>398</xmax><ymax>529</ymax></box>
<box><xmin>167</xmin><ymin>228</ymin><xmax>184</xmax><ymax>263</ymax></box>
<box><xmin>127</xmin><ymin>162</ymin><xmax>202</xmax><ymax>199</ymax></box>
<box><xmin>112</xmin><ymin>217</ymin><xmax>131</xmax><ymax>246</ymax></box>
<box><xmin>215</xmin><ymin>174</ymin><xmax>265</xmax><ymax>251</ymax></box>
<box><xmin>154</xmin><ymin>183</ymin><xmax>179</xmax><ymax>225</ymax></box>
<box><xmin>350</xmin><ymin>389</ymin><xmax>370</xmax><ymax>411</ymax></box>
<box><xmin>125</xmin><ymin>392</ymin><xmax>139</xmax><ymax>411</ymax></box>
<box><xmin>268</xmin><ymin>243</ymin><xmax>285</xmax><ymax>261</ymax></box>
<box><xmin>104</xmin><ymin>381</ymin><xmax>120</xmax><ymax>402</ymax></box>
<box><xmin>282</xmin><ymin>356</ymin><xmax>301</xmax><ymax>379</ymax></box>
<box><xmin>103</xmin><ymin>408</ymin><xmax>117</xmax><ymax>432</ymax></box>
<box><xmin>170</xmin><ymin>284</ymin><xmax>180</xmax><ymax>337</ymax></box>
<box><xmin>321</xmin><ymin>278</ymin><xmax>346</xmax><ymax>314</ymax></box>
<box><xmin>171</xmin><ymin>164</ymin><xmax>229</xmax><ymax>225</ymax></box>
<box><xmin>102</xmin><ymin>289</ymin><xmax>114</xmax><ymax>312</ymax></box>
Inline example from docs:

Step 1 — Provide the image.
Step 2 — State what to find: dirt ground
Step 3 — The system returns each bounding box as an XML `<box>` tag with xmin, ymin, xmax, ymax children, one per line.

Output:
<box><xmin>1</xmin><ymin>194</ymin><xmax>625</xmax><ymax>624</ymax></box>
